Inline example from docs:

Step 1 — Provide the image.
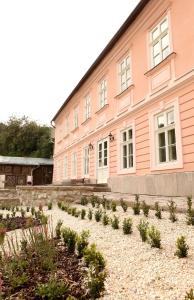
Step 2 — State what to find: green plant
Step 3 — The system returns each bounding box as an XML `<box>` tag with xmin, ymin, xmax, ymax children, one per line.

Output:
<box><xmin>111</xmin><ymin>215</ymin><xmax>119</xmax><ymax>229</ymax></box>
<box><xmin>48</xmin><ymin>202</ymin><xmax>52</xmax><ymax>210</ymax></box>
<box><xmin>84</xmin><ymin>243</ymin><xmax>106</xmax><ymax>272</ymax></box>
<box><xmin>154</xmin><ymin>202</ymin><xmax>162</xmax><ymax>219</ymax></box>
<box><xmin>0</xmin><ymin>223</ymin><xmax>6</xmax><ymax>244</ymax></box>
<box><xmin>106</xmin><ymin>199</ymin><xmax>111</xmax><ymax>210</ymax></box>
<box><xmin>88</xmin><ymin>209</ymin><xmax>93</xmax><ymax>220</ymax></box>
<box><xmin>81</xmin><ymin>209</ymin><xmax>86</xmax><ymax>220</ymax></box>
<box><xmin>26</xmin><ymin>206</ymin><xmax>30</xmax><ymax>212</ymax></box>
<box><xmin>66</xmin><ymin>296</ymin><xmax>77</xmax><ymax>300</ymax></box>
<box><xmin>111</xmin><ymin>201</ymin><xmax>117</xmax><ymax>212</ymax></box>
<box><xmin>40</xmin><ymin>214</ymin><xmax>48</xmax><ymax>225</ymax></box>
<box><xmin>102</xmin><ymin>213</ymin><xmax>109</xmax><ymax>226</ymax></box>
<box><xmin>62</xmin><ymin>227</ymin><xmax>77</xmax><ymax>253</ymax></box>
<box><xmin>142</xmin><ymin>200</ymin><xmax>150</xmax><ymax>217</ymax></box>
<box><xmin>31</xmin><ymin>206</ymin><xmax>35</xmax><ymax>216</ymax></box>
<box><xmin>20</xmin><ymin>208</ymin><xmax>25</xmax><ymax>218</ymax></box>
<box><xmin>101</xmin><ymin>195</ymin><xmax>107</xmax><ymax>209</ymax></box>
<box><xmin>175</xmin><ymin>235</ymin><xmax>189</xmax><ymax>258</ymax></box>
<box><xmin>10</xmin><ymin>273</ymin><xmax>28</xmax><ymax>290</ymax></box>
<box><xmin>35</xmin><ymin>278</ymin><xmax>69</xmax><ymax>299</ymax></box>
<box><xmin>137</xmin><ymin>219</ymin><xmax>149</xmax><ymax>242</ymax></box>
<box><xmin>186</xmin><ymin>196</ymin><xmax>194</xmax><ymax>225</ymax></box>
<box><xmin>57</xmin><ymin>201</ymin><xmax>62</xmax><ymax>209</ymax></box>
<box><xmin>133</xmin><ymin>194</ymin><xmax>141</xmax><ymax>215</ymax></box>
<box><xmin>76</xmin><ymin>230</ymin><xmax>90</xmax><ymax>258</ymax></box>
<box><xmin>185</xmin><ymin>289</ymin><xmax>194</xmax><ymax>300</ymax></box>
<box><xmin>55</xmin><ymin>220</ymin><xmax>63</xmax><ymax>239</ymax></box>
<box><xmin>94</xmin><ymin>209</ymin><xmax>102</xmax><ymax>222</ymax></box>
<box><xmin>168</xmin><ymin>200</ymin><xmax>177</xmax><ymax>222</ymax></box>
<box><xmin>122</xmin><ymin>218</ymin><xmax>133</xmax><ymax>235</ymax></box>
<box><xmin>80</xmin><ymin>195</ymin><xmax>88</xmax><ymax>206</ymax></box>
<box><xmin>71</xmin><ymin>207</ymin><xmax>77</xmax><ymax>216</ymax></box>
<box><xmin>87</xmin><ymin>267</ymin><xmax>107</xmax><ymax>299</ymax></box>
<box><xmin>148</xmin><ymin>225</ymin><xmax>161</xmax><ymax>248</ymax></box>
<box><xmin>120</xmin><ymin>198</ymin><xmax>128</xmax><ymax>212</ymax></box>
<box><xmin>90</xmin><ymin>195</ymin><xmax>96</xmax><ymax>208</ymax></box>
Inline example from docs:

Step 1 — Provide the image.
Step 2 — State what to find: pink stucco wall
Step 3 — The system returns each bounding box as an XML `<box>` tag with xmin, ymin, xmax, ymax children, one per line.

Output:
<box><xmin>52</xmin><ymin>0</ymin><xmax>194</xmax><ymax>189</ymax></box>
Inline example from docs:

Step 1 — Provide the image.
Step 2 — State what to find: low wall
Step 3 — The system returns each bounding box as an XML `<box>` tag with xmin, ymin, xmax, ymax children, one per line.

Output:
<box><xmin>0</xmin><ymin>188</ymin><xmax>20</xmax><ymax>206</ymax></box>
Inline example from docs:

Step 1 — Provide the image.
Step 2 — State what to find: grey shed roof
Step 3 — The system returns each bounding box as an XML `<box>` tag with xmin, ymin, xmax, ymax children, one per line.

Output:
<box><xmin>0</xmin><ymin>156</ymin><xmax>53</xmax><ymax>166</ymax></box>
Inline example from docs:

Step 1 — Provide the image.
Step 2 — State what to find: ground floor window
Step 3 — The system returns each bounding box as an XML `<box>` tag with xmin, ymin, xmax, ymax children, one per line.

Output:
<box><xmin>83</xmin><ymin>146</ymin><xmax>89</xmax><ymax>176</ymax></box>
<box><xmin>121</xmin><ymin>127</ymin><xmax>133</xmax><ymax>169</ymax></box>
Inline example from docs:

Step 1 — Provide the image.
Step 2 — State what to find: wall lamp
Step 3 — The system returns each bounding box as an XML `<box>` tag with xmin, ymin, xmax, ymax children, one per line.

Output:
<box><xmin>88</xmin><ymin>142</ymin><xmax>94</xmax><ymax>150</ymax></box>
<box><xmin>108</xmin><ymin>132</ymin><xmax>114</xmax><ymax>142</ymax></box>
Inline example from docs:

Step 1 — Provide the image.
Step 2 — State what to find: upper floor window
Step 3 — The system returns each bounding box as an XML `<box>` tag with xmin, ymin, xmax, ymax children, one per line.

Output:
<box><xmin>151</xmin><ymin>17</ymin><xmax>170</xmax><ymax>67</ymax></box>
<box><xmin>155</xmin><ymin>109</ymin><xmax>177</xmax><ymax>164</ymax></box>
<box><xmin>121</xmin><ymin>128</ymin><xmax>133</xmax><ymax>169</ymax></box>
<box><xmin>74</xmin><ymin>107</ymin><xmax>78</xmax><ymax>129</ymax></box>
<box><xmin>84</xmin><ymin>95</ymin><xmax>91</xmax><ymax>120</ymax></box>
<box><xmin>99</xmin><ymin>79</ymin><xmax>107</xmax><ymax>108</ymax></box>
<box><xmin>119</xmin><ymin>56</ymin><xmax>131</xmax><ymax>92</ymax></box>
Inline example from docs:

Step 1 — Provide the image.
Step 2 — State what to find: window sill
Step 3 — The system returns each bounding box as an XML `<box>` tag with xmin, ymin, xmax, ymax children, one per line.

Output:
<box><xmin>95</xmin><ymin>104</ymin><xmax>109</xmax><ymax>114</ymax></box>
<box><xmin>81</xmin><ymin>117</ymin><xmax>91</xmax><ymax>125</ymax></box>
<box><xmin>117</xmin><ymin>168</ymin><xmax>136</xmax><ymax>175</ymax></box>
<box><xmin>115</xmin><ymin>83</ymin><xmax>134</xmax><ymax>99</ymax></box>
<box><xmin>71</xmin><ymin>127</ymin><xmax>79</xmax><ymax>133</ymax></box>
<box><xmin>145</xmin><ymin>52</ymin><xmax>176</xmax><ymax>77</ymax></box>
<box><xmin>151</xmin><ymin>160</ymin><xmax>183</xmax><ymax>171</ymax></box>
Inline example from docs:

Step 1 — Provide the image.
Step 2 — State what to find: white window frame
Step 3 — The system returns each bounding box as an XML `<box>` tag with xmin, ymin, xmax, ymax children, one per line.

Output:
<box><xmin>64</xmin><ymin>155</ymin><xmax>68</xmax><ymax>179</ymax></box>
<box><xmin>71</xmin><ymin>152</ymin><xmax>77</xmax><ymax>178</ymax></box>
<box><xmin>119</xmin><ymin>55</ymin><xmax>131</xmax><ymax>93</ymax></box>
<box><xmin>84</xmin><ymin>95</ymin><xmax>91</xmax><ymax>121</ymax></box>
<box><xmin>99</xmin><ymin>79</ymin><xmax>107</xmax><ymax>108</ymax></box>
<box><xmin>83</xmin><ymin>146</ymin><xmax>89</xmax><ymax>177</ymax></box>
<box><xmin>150</xmin><ymin>16</ymin><xmax>170</xmax><ymax>67</ymax></box>
<box><xmin>74</xmin><ymin>107</ymin><xmax>79</xmax><ymax>129</ymax></box>
<box><xmin>121</xmin><ymin>127</ymin><xmax>134</xmax><ymax>168</ymax></box>
<box><xmin>149</xmin><ymin>99</ymin><xmax>183</xmax><ymax>171</ymax></box>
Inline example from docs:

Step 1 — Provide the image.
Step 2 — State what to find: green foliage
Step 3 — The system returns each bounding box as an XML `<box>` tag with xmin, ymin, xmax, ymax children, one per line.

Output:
<box><xmin>94</xmin><ymin>209</ymin><xmax>102</xmax><ymax>222</ymax></box>
<box><xmin>111</xmin><ymin>201</ymin><xmax>117</xmax><ymax>212</ymax></box>
<box><xmin>26</xmin><ymin>206</ymin><xmax>30</xmax><ymax>212</ymax></box>
<box><xmin>154</xmin><ymin>202</ymin><xmax>162</xmax><ymax>219</ymax></box>
<box><xmin>40</xmin><ymin>214</ymin><xmax>48</xmax><ymax>225</ymax></box>
<box><xmin>102</xmin><ymin>213</ymin><xmax>109</xmax><ymax>226</ymax></box>
<box><xmin>106</xmin><ymin>199</ymin><xmax>111</xmax><ymax>210</ymax></box>
<box><xmin>57</xmin><ymin>201</ymin><xmax>62</xmax><ymax>209</ymax></box>
<box><xmin>133</xmin><ymin>194</ymin><xmax>141</xmax><ymax>215</ymax></box>
<box><xmin>137</xmin><ymin>219</ymin><xmax>149</xmax><ymax>242</ymax></box>
<box><xmin>90</xmin><ymin>195</ymin><xmax>97</xmax><ymax>208</ymax></box>
<box><xmin>148</xmin><ymin>225</ymin><xmax>161</xmax><ymax>248</ymax></box>
<box><xmin>175</xmin><ymin>235</ymin><xmax>189</xmax><ymax>258</ymax></box>
<box><xmin>31</xmin><ymin>206</ymin><xmax>35</xmax><ymax>216</ymax></box>
<box><xmin>0</xmin><ymin>223</ymin><xmax>6</xmax><ymax>244</ymax></box>
<box><xmin>122</xmin><ymin>218</ymin><xmax>133</xmax><ymax>235</ymax></box>
<box><xmin>84</xmin><ymin>243</ymin><xmax>106</xmax><ymax>272</ymax></box>
<box><xmin>87</xmin><ymin>267</ymin><xmax>107</xmax><ymax>299</ymax></box>
<box><xmin>111</xmin><ymin>215</ymin><xmax>119</xmax><ymax>229</ymax></box>
<box><xmin>71</xmin><ymin>207</ymin><xmax>77</xmax><ymax>217</ymax></box>
<box><xmin>80</xmin><ymin>196</ymin><xmax>88</xmax><ymax>206</ymax></box>
<box><xmin>48</xmin><ymin>202</ymin><xmax>52</xmax><ymax>210</ymax></box>
<box><xmin>101</xmin><ymin>195</ymin><xmax>107</xmax><ymax>209</ymax></box>
<box><xmin>168</xmin><ymin>200</ymin><xmax>177</xmax><ymax>222</ymax></box>
<box><xmin>20</xmin><ymin>208</ymin><xmax>25</xmax><ymax>218</ymax></box>
<box><xmin>76</xmin><ymin>230</ymin><xmax>90</xmax><ymax>258</ymax></box>
<box><xmin>0</xmin><ymin>116</ymin><xmax>53</xmax><ymax>158</ymax></box>
<box><xmin>81</xmin><ymin>209</ymin><xmax>86</xmax><ymax>220</ymax></box>
<box><xmin>120</xmin><ymin>198</ymin><xmax>128</xmax><ymax>212</ymax></box>
<box><xmin>88</xmin><ymin>209</ymin><xmax>93</xmax><ymax>220</ymax></box>
<box><xmin>142</xmin><ymin>201</ymin><xmax>150</xmax><ymax>217</ymax></box>
<box><xmin>62</xmin><ymin>227</ymin><xmax>77</xmax><ymax>253</ymax></box>
<box><xmin>55</xmin><ymin>220</ymin><xmax>63</xmax><ymax>239</ymax></box>
<box><xmin>185</xmin><ymin>289</ymin><xmax>194</xmax><ymax>300</ymax></box>
<box><xmin>10</xmin><ymin>273</ymin><xmax>28</xmax><ymax>290</ymax></box>
<box><xmin>35</xmin><ymin>278</ymin><xmax>69</xmax><ymax>299</ymax></box>
<box><xmin>186</xmin><ymin>196</ymin><xmax>194</xmax><ymax>225</ymax></box>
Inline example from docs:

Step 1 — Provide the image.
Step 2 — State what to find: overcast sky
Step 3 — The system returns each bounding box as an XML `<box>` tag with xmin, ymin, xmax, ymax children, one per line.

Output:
<box><xmin>0</xmin><ymin>0</ymin><xmax>139</xmax><ymax>126</ymax></box>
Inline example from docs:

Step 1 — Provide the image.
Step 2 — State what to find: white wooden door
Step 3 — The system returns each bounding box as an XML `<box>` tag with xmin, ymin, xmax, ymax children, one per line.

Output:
<box><xmin>97</xmin><ymin>138</ymin><xmax>108</xmax><ymax>183</ymax></box>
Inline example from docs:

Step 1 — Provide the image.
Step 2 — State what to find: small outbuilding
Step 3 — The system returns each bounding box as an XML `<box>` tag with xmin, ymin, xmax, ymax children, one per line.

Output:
<box><xmin>0</xmin><ymin>156</ymin><xmax>53</xmax><ymax>188</ymax></box>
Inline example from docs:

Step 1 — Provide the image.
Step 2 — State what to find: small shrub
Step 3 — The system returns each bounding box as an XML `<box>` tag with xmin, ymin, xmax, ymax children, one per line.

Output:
<box><xmin>111</xmin><ymin>201</ymin><xmax>117</xmax><ymax>212</ymax></box>
<box><xmin>90</xmin><ymin>195</ymin><xmax>96</xmax><ymax>208</ymax></box>
<box><xmin>35</xmin><ymin>278</ymin><xmax>69</xmax><ymax>299</ymax></box>
<box><xmin>48</xmin><ymin>202</ymin><xmax>52</xmax><ymax>210</ymax></box>
<box><xmin>57</xmin><ymin>201</ymin><xmax>62</xmax><ymax>209</ymax></box>
<box><xmin>80</xmin><ymin>195</ymin><xmax>88</xmax><ymax>206</ymax></box>
<box><xmin>102</xmin><ymin>213</ymin><xmax>109</xmax><ymax>226</ymax></box>
<box><xmin>186</xmin><ymin>196</ymin><xmax>194</xmax><ymax>225</ymax></box>
<box><xmin>101</xmin><ymin>195</ymin><xmax>107</xmax><ymax>209</ymax></box>
<box><xmin>148</xmin><ymin>225</ymin><xmax>161</xmax><ymax>248</ymax></box>
<box><xmin>71</xmin><ymin>207</ymin><xmax>77</xmax><ymax>216</ymax></box>
<box><xmin>94</xmin><ymin>209</ymin><xmax>102</xmax><ymax>222</ymax></box>
<box><xmin>20</xmin><ymin>208</ymin><xmax>25</xmax><ymax>218</ymax></box>
<box><xmin>154</xmin><ymin>202</ymin><xmax>162</xmax><ymax>219</ymax></box>
<box><xmin>111</xmin><ymin>215</ymin><xmax>119</xmax><ymax>229</ymax></box>
<box><xmin>133</xmin><ymin>194</ymin><xmax>141</xmax><ymax>215</ymax></box>
<box><xmin>88</xmin><ymin>209</ymin><xmax>93</xmax><ymax>220</ymax></box>
<box><xmin>81</xmin><ymin>209</ymin><xmax>86</xmax><ymax>220</ymax></box>
<box><xmin>137</xmin><ymin>219</ymin><xmax>149</xmax><ymax>242</ymax></box>
<box><xmin>76</xmin><ymin>230</ymin><xmax>90</xmax><ymax>258</ymax></box>
<box><xmin>26</xmin><ymin>206</ymin><xmax>30</xmax><ymax>212</ymax></box>
<box><xmin>122</xmin><ymin>218</ymin><xmax>133</xmax><ymax>235</ymax></box>
<box><xmin>55</xmin><ymin>220</ymin><xmax>63</xmax><ymax>239</ymax></box>
<box><xmin>168</xmin><ymin>200</ymin><xmax>177</xmax><ymax>222</ymax></box>
<box><xmin>120</xmin><ymin>198</ymin><xmax>128</xmax><ymax>212</ymax></box>
<box><xmin>0</xmin><ymin>223</ymin><xmax>6</xmax><ymax>244</ymax></box>
<box><xmin>31</xmin><ymin>206</ymin><xmax>35</xmax><ymax>216</ymax></box>
<box><xmin>185</xmin><ymin>289</ymin><xmax>194</xmax><ymax>300</ymax></box>
<box><xmin>62</xmin><ymin>227</ymin><xmax>77</xmax><ymax>253</ymax></box>
<box><xmin>106</xmin><ymin>200</ymin><xmax>111</xmax><ymax>210</ymax></box>
<box><xmin>84</xmin><ymin>243</ymin><xmax>106</xmax><ymax>272</ymax></box>
<box><xmin>40</xmin><ymin>214</ymin><xmax>48</xmax><ymax>225</ymax></box>
<box><xmin>175</xmin><ymin>235</ymin><xmax>189</xmax><ymax>258</ymax></box>
<box><xmin>74</xmin><ymin>211</ymin><xmax>80</xmax><ymax>218</ymax></box>
<box><xmin>142</xmin><ymin>200</ymin><xmax>150</xmax><ymax>217</ymax></box>
<box><xmin>87</xmin><ymin>267</ymin><xmax>107</xmax><ymax>299</ymax></box>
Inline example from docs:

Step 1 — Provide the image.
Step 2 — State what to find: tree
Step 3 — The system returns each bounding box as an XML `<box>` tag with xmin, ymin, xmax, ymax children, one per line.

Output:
<box><xmin>0</xmin><ymin>116</ymin><xmax>53</xmax><ymax>158</ymax></box>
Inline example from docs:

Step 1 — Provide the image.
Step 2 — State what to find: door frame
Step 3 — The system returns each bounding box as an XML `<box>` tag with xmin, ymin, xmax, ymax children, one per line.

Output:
<box><xmin>96</xmin><ymin>137</ymin><xmax>109</xmax><ymax>183</ymax></box>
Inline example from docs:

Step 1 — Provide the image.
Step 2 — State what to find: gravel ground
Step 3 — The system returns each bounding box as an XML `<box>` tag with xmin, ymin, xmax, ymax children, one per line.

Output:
<box><xmin>2</xmin><ymin>204</ymin><xmax>194</xmax><ymax>300</ymax></box>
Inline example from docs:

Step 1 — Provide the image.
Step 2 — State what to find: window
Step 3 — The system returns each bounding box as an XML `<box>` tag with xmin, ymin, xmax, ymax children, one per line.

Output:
<box><xmin>72</xmin><ymin>152</ymin><xmax>77</xmax><ymax>177</ymax></box>
<box><xmin>121</xmin><ymin>128</ymin><xmax>133</xmax><ymax>169</ymax></box>
<box><xmin>64</xmin><ymin>156</ymin><xmax>68</xmax><ymax>179</ymax></box>
<box><xmin>83</xmin><ymin>146</ymin><xmax>89</xmax><ymax>176</ymax></box>
<box><xmin>119</xmin><ymin>56</ymin><xmax>131</xmax><ymax>92</ymax></box>
<box><xmin>99</xmin><ymin>79</ymin><xmax>107</xmax><ymax>108</ymax></box>
<box><xmin>74</xmin><ymin>107</ymin><xmax>78</xmax><ymax>129</ymax></box>
<box><xmin>84</xmin><ymin>95</ymin><xmax>91</xmax><ymax>120</ymax></box>
<box><xmin>150</xmin><ymin>17</ymin><xmax>170</xmax><ymax>67</ymax></box>
<box><xmin>155</xmin><ymin>109</ymin><xmax>177</xmax><ymax>164</ymax></box>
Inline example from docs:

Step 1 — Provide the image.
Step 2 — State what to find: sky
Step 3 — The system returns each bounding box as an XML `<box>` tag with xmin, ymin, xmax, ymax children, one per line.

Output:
<box><xmin>0</xmin><ymin>0</ymin><xmax>139</xmax><ymax>126</ymax></box>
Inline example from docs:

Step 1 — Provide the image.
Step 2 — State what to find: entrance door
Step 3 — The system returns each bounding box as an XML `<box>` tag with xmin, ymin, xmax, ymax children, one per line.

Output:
<box><xmin>97</xmin><ymin>138</ymin><xmax>108</xmax><ymax>183</ymax></box>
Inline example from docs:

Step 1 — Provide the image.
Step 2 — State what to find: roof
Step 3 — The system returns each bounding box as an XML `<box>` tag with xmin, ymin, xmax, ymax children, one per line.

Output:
<box><xmin>0</xmin><ymin>156</ymin><xmax>53</xmax><ymax>166</ymax></box>
<box><xmin>52</xmin><ymin>0</ymin><xmax>151</xmax><ymax>122</ymax></box>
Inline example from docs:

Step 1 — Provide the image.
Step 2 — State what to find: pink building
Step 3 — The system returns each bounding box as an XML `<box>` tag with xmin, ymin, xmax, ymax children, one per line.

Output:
<box><xmin>52</xmin><ymin>0</ymin><xmax>194</xmax><ymax>197</ymax></box>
